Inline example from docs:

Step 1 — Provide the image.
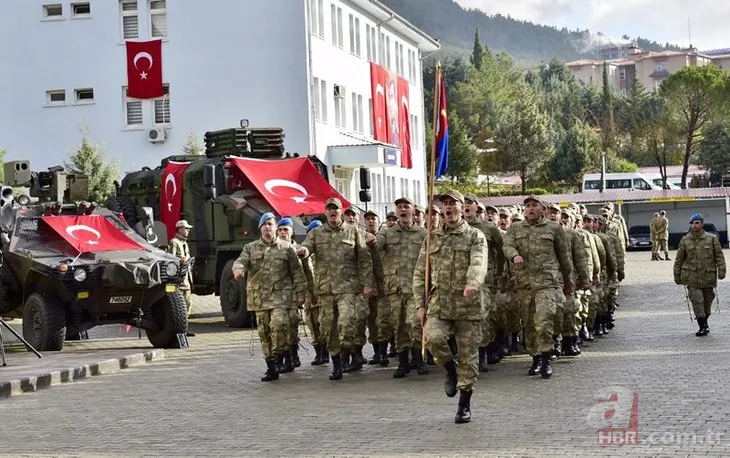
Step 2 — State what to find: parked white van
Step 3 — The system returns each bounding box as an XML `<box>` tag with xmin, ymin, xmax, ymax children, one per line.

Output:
<box><xmin>643</xmin><ymin>173</ymin><xmax>682</xmax><ymax>190</ymax></box>
<box><xmin>581</xmin><ymin>173</ymin><xmax>664</xmax><ymax>192</ymax></box>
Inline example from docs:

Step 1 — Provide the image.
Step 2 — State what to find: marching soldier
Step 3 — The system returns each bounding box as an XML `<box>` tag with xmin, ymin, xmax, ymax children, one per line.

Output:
<box><xmin>168</xmin><ymin>219</ymin><xmax>196</xmax><ymax>337</ymax></box>
<box><xmin>303</xmin><ymin>220</ymin><xmax>328</xmax><ymax>365</ymax></box>
<box><xmin>650</xmin><ymin>213</ymin><xmax>660</xmax><ymax>260</ymax></box>
<box><xmin>276</xmin><ymin>217</ymin><xmax>304</xmax><ymax>370</ymax></box>
<box><xmin>344</xmin><ymin>206</ymin><xmax>371</xmax><ymax>366</ymax></box>
<box><xmin>674</xmin><ymin>213</ymin><xmax>726</xmax><ymax>336</ymax></box>
<box><xmin>364</xmin><ymin>210</ymin><xmax>391</xmax><ymax>366</ymax></box>
<box><xmin>414</xmin><ymin>190</ymin><xmax>488</xmax><ymax>424</ymax></box>
<box><xmin>385</xmin><ymin>211</ymin><xmax>398</xmax><ymax>229</ymax></box>
<box><xmin>232</xmin><ymin>213</ymin><xmax>307</xmax><ymax>382</ymax></box>
<box><xmin>414</xmin><ymin>205</ymin><xmax>426</xmax><ymax>228</ymax></box>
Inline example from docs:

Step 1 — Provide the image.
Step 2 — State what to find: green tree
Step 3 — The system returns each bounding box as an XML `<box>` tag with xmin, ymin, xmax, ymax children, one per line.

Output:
<box><xmin>634</xmin><ymin>95</ymin><xmax>683</xmax><ymax>185</ymax></box>
<box><xmin>444</xmin><ymin>111</ymin><xmax>478</xmax><ymax>182</ymax></box>
<box><xmin>181</xmin><ymin>130</ymin><xmax>205</xmax><ymax>155</ymax></box>
<box><xmin>601</xmin><ymin>62</ymin><xmax>615</xmax><ymax>150</ymax></box>
<box><xmin>0</xmin><ymin>148</ymin><xmax>6</xmax><ymax>183</ymax></box>
<box><xmin>547</xmin><ymin>120</ymin><xmax>601</xmax><ymax>186</ymax></box>
<box><xmin>494</xmin><ymin>83</ymin><xmax>554</xmax><ymax>192</ymax></box>
<box><xmin>65</xmin><ymin>127</ymin><xmax>120</xmax><ymax>203</ymax></box>
<box><xmin>470</xmin><ymin>28</ymin><xmax>484</xmax><ymax>70</ymax></box>
<box><xmin>659</xmin><ymin>65</ymin><xmax>730</xmax><ymax>187</ymax></box>
<box><xmin>697</xmin><ymin>123</ymin><xmax>730</xmax><ymax>176</ymax></box>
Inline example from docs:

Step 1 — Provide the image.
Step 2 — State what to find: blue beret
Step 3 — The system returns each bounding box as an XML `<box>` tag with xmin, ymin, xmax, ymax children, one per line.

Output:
<box><xmin>277</xmin><ymin>217</ymin><xmax>293</xmax><ymax>228</ymax></box>
<box><xmin>306</xmin><ymin>220</ymin><xmax>322</xmax><ymax>233</ymax></box>
<box><xmin>689</xmin><ymin>213</ymin><xmax>703</xmax><ymax>224</ymax></box>
<box><xmin>259</xmin><ymin>212</ymin><xmax>276</xmax><ymax>229</ymax></box>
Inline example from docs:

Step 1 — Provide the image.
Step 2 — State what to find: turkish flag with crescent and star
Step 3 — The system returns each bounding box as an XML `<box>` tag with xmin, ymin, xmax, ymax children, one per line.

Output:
<box><xmin>397</xmin><ymin>76</ymin><xmax>412</xmax><ymax>169</ymax></box>
<box><xmin>370</xmin><ymin>62</ymin><xmax>388</xmax><ymax>142</ymax></box>
<box><xmin>42</xmin><ymin>215</ymin><xmax>145</xmax><ymax>253</ymax></box>
<box><xmin>160</xmin><ymin>161</ymin><xmax>190</xmax><ymax>241</ymax></box>
<box><xmin>229</xmin><ymin>157</ymin><xmax>349</xmax><ymax>216</ymax></box>
<box><xmin>125</xmin><ymin>39</ymin><xmax>164</xmax><ymax>99</ymax></box>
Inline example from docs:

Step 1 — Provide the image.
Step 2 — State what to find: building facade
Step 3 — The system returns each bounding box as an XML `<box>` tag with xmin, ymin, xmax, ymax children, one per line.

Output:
<box><xmin>0</xmin><ymin>0</ymin><xmax>439</xmax><ymax>216</ymax></box>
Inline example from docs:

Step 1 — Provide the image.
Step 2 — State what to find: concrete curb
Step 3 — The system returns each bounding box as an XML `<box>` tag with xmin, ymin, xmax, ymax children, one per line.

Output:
<box><xmin>0</xmin><ymin>349</ymin><xmax>165</xmax><ymax>399</ymax></box>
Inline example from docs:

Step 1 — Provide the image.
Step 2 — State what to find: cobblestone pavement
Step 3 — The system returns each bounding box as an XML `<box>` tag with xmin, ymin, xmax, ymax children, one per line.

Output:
<box><xmin>2</xmin><ymin>251</ymin><xmax>730</xmax><ymax>456</ymax></box>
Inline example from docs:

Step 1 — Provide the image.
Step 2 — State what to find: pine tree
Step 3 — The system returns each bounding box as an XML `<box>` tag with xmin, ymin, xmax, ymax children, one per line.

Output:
<box><xmin>65</xmin><ymin>126</ymin><xmax>120</xmax><ymax>203</ymax></box>
<box><xmin>470</xmin><ymin>28</ymin><xmax>484</xmax><ymax>70</ymax></box>
<box><xmin>601</xmin><ymin>61</ymin><xmax>615</xmax><ymax>150</ymax></box>
<box><xmin>181</xmin><ymin>130</ymin><xmax>205</xmax><ymax>155</ymax></box>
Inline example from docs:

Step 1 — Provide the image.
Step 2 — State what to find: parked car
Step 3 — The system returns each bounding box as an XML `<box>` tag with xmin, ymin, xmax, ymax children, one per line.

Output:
<box><xmin>628</xmin><ymin>225</ymin><xmax>653</xmax><ymax>251</ymax></box>
<box><xmin>702</xmin><ymin>223</ymin><xmax>719</xmax><ymax>239</ymax></box>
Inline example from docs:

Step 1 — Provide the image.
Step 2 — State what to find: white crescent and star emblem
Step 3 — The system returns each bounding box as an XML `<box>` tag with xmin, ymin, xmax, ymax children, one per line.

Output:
<box><xmin>264</xmin><ymin>179</ymin><xmax>308</xmax><ymax>204</ymax></box>
<box><xmin>133</xmin><ymin>51</ymin><xmax>153</xmax><ymax>80</ymax></box>
<box><xmin>66</xmin><ymin>225</ymin><xmax>101</xmax><ymax>246</ymax></box>
<box><xmin>164</xmin><ymin>173</ymin><xmax>177</xmax><ymax>212</ymax></box>
<box><xmin>375</xmin><ymin>84</ymin><xmax>385</xmax><ymax>129</ymax></box>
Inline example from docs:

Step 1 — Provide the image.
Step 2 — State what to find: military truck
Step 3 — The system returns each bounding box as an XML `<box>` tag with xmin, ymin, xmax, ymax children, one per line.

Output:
<box><xmin>0</xmin><ymin>161</ymin><xmax>190</xmax><ymax>351</ymax></box>
<box><xmin>110</xmin><ymin>122</ymin><xmax>332</xmax><ymax>327</ymax></box>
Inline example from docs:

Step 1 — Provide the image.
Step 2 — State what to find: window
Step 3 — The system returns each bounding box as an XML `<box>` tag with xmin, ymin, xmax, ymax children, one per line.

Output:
<box><xmin>404</xmin><ymin>178</ymin><xmax>410</xmax><ymax>199</ymax></box>
<box><xmin>386</xmin><ymin>36</ymin><xmax>391</xmax><ymax>69</ymax></box>
<box><xmin>367</xmin><ymin>98</ymin><xmax>373</xmax><ymax>136</ymax></box>
<box><xmin>351</xmin><ymin>92</ymin><xmax>363</xmax><ymax>133</ymax></box>
<box><xmin>123</xmin><ymin>87</ymin><xmax>143</xmax><ymax>127</ymax></box>
<box><xmin>120</xmin><ymin>0</ymin><xmax>139</xmax><ymax>39</ymax></box>
<box><xmin>313</xmin><ymin>77</ymin><xmax>328</xmax><ymax>122</ymax></box>
<box><xmin>74</xmin><ymin>88</ymin><xmax>94</xmax><ymax>104</ymax></box>
<box><xmin>330</xmin><ymin>5</ymin><xmax>343</xmax><ymax>48</ymax></box>
<box><xmin>149</xmin><ymin>0</ymin><xmax>167</xmax><ymax>38</ymax></box>
<box><xmin>410</xmin><ymin>114</ymin><xmax>419</xmax><ymax>149</ymax></box>
<box><xmin>656</xmin><ymin>61</ymin><xmax>666</xmax><ymax>71</ymax></box>
<box><xmin>619</xmin><ymin>68</ymin><xmax>626</xmax><ymax>80</ymax></box>
<box><xmin>379</xmin><ymin>32</ymin><xmax>385</xmax><ymax>65</ymax></box>
<box><xmin>413</xmin><ymin>179</ymin><xmax>421</xmax><ymax>203</ymax></box>
<box><xmin>334</xmin><ymin>84</ymin><xmax>346</xmax><ymax>128</ymax></box>
<box><xmin>46</xmin><ymin>90</ymin><xmax>66</xmax><ymax>106</ymax></box>
<box><xmin>407</xmin><ymin>49</ymin><xmax>415</xmax><ymax>81</ymax></box>
<box><xmin>365</xmin><ymin>25</ymin><xmax>376</xmax><ymax>62</ymax></box>
<box><xmin>375</xmin><ymin>174</ymin><xmax>382</xmax><ymax>204</ymax></box>
<box><xmin>395</xmin><ymin>42</ymin><xmax>404</xmax><ymax>76</ymax></box>
<box><xmin>71</xmin><ymin>2</ymin><xmax>91</xmax><ymax>17</ymax></box>
<box><xmin>348</xmin><ymin>15</ymin><xmax>360</xmax><ymax>56</ymax></box>
<box><xmin>309</xmin><ymin>0</ymin><xmax>324</xmax><ymax>38</ymax></box>
<box><xmin>154</xmin><ymin>84</ymin><xmax>171</xmax><ymax>124</ymax></box>
<box><xmin>43</xmin><ymin>4</ymin><xmax>63</xmax><ymax>19</ymax></box>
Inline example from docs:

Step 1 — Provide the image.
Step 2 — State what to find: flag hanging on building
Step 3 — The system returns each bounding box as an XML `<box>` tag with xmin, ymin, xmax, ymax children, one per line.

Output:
<box><xmin>435</xmin><ymin>72</ymin><xmax>449</xmax><ymax>178</ymax></box>
<box><xmin>397</xmin><ymin>76</ymin><xmax>412</xmax><ymax>169</ymax></box>
<box><xmin>370</xmin><ymin>63</ymin><xmax>388</xmax><ymax>142</ymax></box>
<box><xmin>370</xmin><ymin>62</ymin><xmax>412</xmax><ymax>168</ymax></box>
<box><xmin>125</xmin><ymin>39</ymin><xmax>164</xmax><ymax>99</ymax></box>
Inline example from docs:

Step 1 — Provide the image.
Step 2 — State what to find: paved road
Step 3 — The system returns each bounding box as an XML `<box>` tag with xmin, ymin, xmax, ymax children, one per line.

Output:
<box><xmin>2</xmin><ymin>251</ymin><xmax>730</xmax><ymax>456</ymax></box>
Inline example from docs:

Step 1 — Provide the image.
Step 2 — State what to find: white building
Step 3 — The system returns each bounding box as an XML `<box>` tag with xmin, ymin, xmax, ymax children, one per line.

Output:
<box><xmin>0</xmin><ymin>0</ymin><xmax>439</xmax><ymax>215</ymax></box>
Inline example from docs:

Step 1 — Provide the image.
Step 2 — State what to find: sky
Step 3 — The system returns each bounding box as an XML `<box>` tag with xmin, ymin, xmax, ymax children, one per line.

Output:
<box><xmin>453</xmin><ymin>0</ymin><xmax>730</xmax><ymax>51</ymax></box>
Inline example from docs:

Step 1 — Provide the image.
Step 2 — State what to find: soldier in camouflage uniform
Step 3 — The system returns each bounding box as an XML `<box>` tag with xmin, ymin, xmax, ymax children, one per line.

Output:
<box><xmin>545</xmin><ymin>203</ymin><xmax>565</xmax><ymax>357</ymax></box>
<box><xmin>370</xmin><ymin>196</ymin><xmax>427</xmax><ymax>377</ymax></box>
<box><xmin>385</xmin><ymin>211</ymin><xmax>398</xmax><ymax>229</ymax></box>
<box><xmin>414</xmin><ymin>205</ymin><xmax>426</xmax><ymax>228</ymax></box>
<box><xmin>364</xmin><ymin>209</ymin><xmax>391</xmax><ymax>366</ymax></box>
<box><xmin>650</xmin><ymin>212</ymin><xmax>660</xmax><ymax>260</ymax></box>
<box><xmin>275</xmin><ymin>217</ymin><xmax>305</xmax><ymax>370</ymax></box>
<box><xmin>344</xmin><ymin>206</ymin><xmax>371</xmax><ymax>366</ymax></box>
<box><xmin>298</xmin><ymin>198</ymin><xmax>374</xmax><ymax>380</ymax></box>
<box><xmin>303</xmin><ymin>220</ymin><xmax>328</xmax><ymax>365</ymax></box>
<box><xmin>558</xmin><ymin>208</ymin><xmax>590</xmax><ymax>356</ymax></box>
<box><xmin>168</xmin><ymin>220</ymin><xmax>195</xmax><ymax>337</ymax></box>
<box><xmin>602</xmin><ymin>202</ymin><xmax>629</xmax><ymax>249</ymax></box>
<box><xmin>582</xmin><ymin>214</ymin><xmax>613</xmax><ymax>339</ymax></box>
<box><xmin>674</xmin><ymin>213</ymin><xmax>726</xmax><ymax>336</ymax></box>
<box><xmin>496</xmin><ymin>207</ymin><xmax>522</xmax><ymax>353</ymax></box>
<box><xmin>426</xmin><ymin>203</ymin><xmax>442</xmax><ymax>229</ymax></box>
<box><xmin>653</xmin><ymin>210</ymin><xmax>671</xmax><ymax>261</ymax></box>
<box><xmin>232</xmin><ymin>213</ymin><xmax>307</xmax><ymax>382</ymax></box>
<box><xmin>574</xmin><ymin>212</ymin><xmax>601</xmax><ymax>344</ymax></box>
<box><xmin>503</xmin><ymin>195</ymin><xmax>573</xmax><ymax>379</ymax></box>
<box><xmin>594</xmin><ymin>215</ymin><xmax>623</xmax><ymax>335</ymax></box>
<box><xmin>414</xmin><ymin>190</ymin><xmax>487</xmax><ymax>424</ymax></box>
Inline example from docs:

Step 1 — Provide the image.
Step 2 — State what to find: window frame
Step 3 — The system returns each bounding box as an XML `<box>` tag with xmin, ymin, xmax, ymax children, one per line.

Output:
<box><xmin>70</xmin><ymin>2</ymin><xmax>91</xmax><ymax>18</ymax></box>
<box><xmin>153</xmin><ymin>84</ymin><xmax>171</xmax><ymax>125</ymax></box>
<box><xmin>120</xmin><ymin>0</ymin><xmax>139</xmax><ymax>40</ymax></box>
<box><xmin>122</xmin><ymin>86</ymin><xmax>144</xmax><ymax>128</ymax></box>
<box><xmin>42</xmin><ymin>3</ymin><xmax>63</xmax><ymax>20</ymax></box>
<box><xmin>149</xmin><ymin>0</ymin><xmax>167</xmax><ymax>39</ymax></box>
<box><xmin>45</xmin><ymin>89</ymin><xmax>66</xmax><ymax>107</ymax></box>
<box><xmin>74</xmin><ymin>88</ymin><xmax>95</xmax><ymax>104</ymax></box>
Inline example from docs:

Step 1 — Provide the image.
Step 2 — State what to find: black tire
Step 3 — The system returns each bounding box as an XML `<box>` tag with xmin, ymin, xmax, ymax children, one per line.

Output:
<box><xmin>106</xmin><ymin>196</ymin><xmax>138</xmax><ymax>228</ymax></box>
<box><xmin>0</xmin><ymin>262</ymin><xmax>22</xmax><ymax>315</ymax></box>
<box><xmin>22</xmin><ymin>293</ymin><xmax>66</xmax><ymax>352</ymax></box>
<box><xmin>220</xmin><ymin>259</ymin><xmax>255</xmax><ymax>328</ymax></box>
<box><xmin>146</xmin><ymin>290</ymin><xmax>188</xmax><ymax>348</ymax></box>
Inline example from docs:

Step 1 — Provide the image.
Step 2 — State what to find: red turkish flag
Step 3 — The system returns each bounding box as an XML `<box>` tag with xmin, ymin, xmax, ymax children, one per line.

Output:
<box><xmin>229</xmin><ymin>157</ymin><xmax>349</xmax><ymax>216</ymax></box>
<box><xmin>398</xmin><ymin>77</ymin><xmax>412</xmax><ymax>169</ymax></box>
<box><xmin>385</xmin><ymin>70</ymin><xmax>401</xmax><ymax>148</ymax></box>
<box><xmin>42</xmin><ymin>215</ymin><xmax>145</xmax><ymax>253</ymax></box>
<box><xmin>160</xmin><ymin>161</ymin><xmax>190</xmax><ymax>241</ymax></box>
<box><xmin>125</xmin><ymin>39</ymin><xmax>164</xmax><ymax>99</ymax></box>
<box><xmin>370</xmin><ymin>62</ymin><xmax>388</xmax><ymax>142</ymax></box>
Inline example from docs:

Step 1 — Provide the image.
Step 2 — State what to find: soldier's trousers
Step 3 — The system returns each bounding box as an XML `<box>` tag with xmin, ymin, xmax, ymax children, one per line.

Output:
<box><xmin>388</xmin><ymin>292</ymin><xmax>415</xmax><ymax>352</ymax></box>
<box><xmin>516</xmin><ymin>287</ymin><xmax>563</xmax><ymax>356</ymax></box>
<box><xmin>657</xmin><ymin>239</ymin><xmax>668</xmax><ymax>253</ymax></box>
<box><xmin>588</xmin><ymin>283</ymin><xmax>603</xmax><ymax>327</ymax></box>
<box><xmin>304</xmin><ymin>303</ymin><xmax>323</xmax><ymax>346</ymax></box>
<box><xmin>651</xmin><ymin>237</ymin><xmax>659</xmax><ymax>256</ymax></box>
<box><xmin>255</xmin><ymin>308</ymin><xmax>290</xmax><ymax>359</ymax></box>
<box><xmin>560</xmin><ymin>293</ymin><xmax>581</xmax><ymax>336</ymax></box>
<box><xmin>553</xmin><ymin>294</ymin><xmax>565</xmax><ymax>337</ymax></box>
<box><xmin>688</xmin><ymin>287</ymin><xmax>715</xmax><ymax>318</ymax></box>
<box><xmin>287</xmin><ymin>308</ymin><xmax>302</xmax><ymax>347</ymax></box>
<box><xmin>496</xmin><ymin>291</ymin><xmax>521</xmax><ymax>334</ymax></box>
<box><xmin>425</xmin><ymin>316</ymin><xmax>481</xmax><ymax>391</ymax></box>
<box><xmin>373</xmin><ymin>295</ymin><xmax>392</xmax><ymax>344</ymax></box>
<box><xmin>354</xmin><ymin>296</ymin><xmax>370</xmax><ymax>347</ymax></box>
<box><xmin>319</xmin><ymin>293</ymin><xmax>357</xmax><ymax>356</ymax></box>
<box><xmin>181</xmin><ymin>288</ymin><xmax>192</xmax><ymax>317</ymax></box>
<box><xmin>577</xmin><ymin>289</ymin><xmax>591</xmax><ymax>330</ymax></box>
<box><xmin>479</xmin><ymin>288</ymin><xmax>497</xmax><ymax>346</ymax></box>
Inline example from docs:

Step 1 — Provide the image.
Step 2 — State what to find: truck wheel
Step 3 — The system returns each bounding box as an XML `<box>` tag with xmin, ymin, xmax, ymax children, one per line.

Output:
<box><xmin>220</xmin><ymin>259</ymin><xmax>255</xmax><ymax>328</ymax></box>
<box><xmin>22</xmin><ymin>293</ymin><xmax>66</xmax><ymax>351</ymax></box>
<box><xmin>106</xmin><ymin>196</ymin><xmax>138</xmax><ymax>228</ymax></box>
<box><xmin>0</xmin><ymin>262</ymin><xmax>22</xmax><ymax>315</ymax></box>
<box><xmin>146</xmin><ymin>290</ymin><xmax>188</xmax><ymax>348</ymax></box>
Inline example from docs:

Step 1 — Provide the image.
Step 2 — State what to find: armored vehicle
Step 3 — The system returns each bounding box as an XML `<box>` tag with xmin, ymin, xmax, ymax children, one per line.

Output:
<box><xmin>0</xmin><ymin>161</ymin><xmax>189</xmax><ymax>351</ymax></box>
<box><xmin>110</xmin><ymin>122</ymin><xmax>345</xmax><ymax>328</ymax></box>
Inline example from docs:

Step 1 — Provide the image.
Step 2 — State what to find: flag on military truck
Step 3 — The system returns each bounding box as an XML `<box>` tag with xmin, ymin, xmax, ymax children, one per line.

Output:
<box><xmin>42</xmin><ymin>215</ymin><xmax>145</xmax><ymax>253</ymax></box>
<box><xmin>229</xmin><ymin>157</ymin><xmax>350</xmax><ymax>216</ymax></box>
<box><xmin>160</xmin><ymin>161</ymin><xmax>190</xmax><ymax>241</ymax></box>
<box><xmin>125</xmin><ymin>39</ymin><xmax>164</xmax><ymax>99</ymax></box>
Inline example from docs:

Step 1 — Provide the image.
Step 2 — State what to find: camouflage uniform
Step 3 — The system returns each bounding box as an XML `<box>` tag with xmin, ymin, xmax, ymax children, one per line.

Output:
<box><xmin>559</xmin><ymin>215</ymin><xmax>589</xmax><ymax>335</ymax></box>
<box><xmin>232</xmin><ymin>238</ymin><xmax>307</xmax><ymax>360</ymax></box>
<box><xmin>654</xmin><ymin>213</ymin><xmax>670</xmax><ymax>260</ymax></box>
<box><xmin>168</xmin><ymin>233</ymin><xmax>193</xmax><ymax>316</ymax></box>
<box><xmin>368</xmin><ymin>227</ymin><xmax>390</xmax><ymax>348</ymax></box>
<box><xmin>593</xmin><ymin>217</ymin><xmax>619</xmax><ymax>334</ymax></box>
<box><xmin>413</xmin><ymin>219</ymin><xmax>487</xmax><ymax>392</ymax></box>
<box><xmin>576</xmin><ymin>221</ymin><xmax>601</xmax><ymax>337</ymax></box>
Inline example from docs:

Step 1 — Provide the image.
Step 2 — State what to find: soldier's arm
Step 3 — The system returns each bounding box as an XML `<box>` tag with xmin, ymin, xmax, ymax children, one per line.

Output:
<box><xmin>572</xmin><ymin>232</ymin><xmax>590</xmax><ymax>287</ymax></box>
<box><xmin>673</xmin><ymin>239</ymin><xmax>686</xmax><ymax>283</ymax></box>
<box><xmin>713</xmin><ymin>237</ymin><xmax>726</xmax><ymax>280</ymax></box>
<box><xmin>467</xmin><ymin>231</ymin><xmax>488</xmax><ymax>289</ymax></box>
<box><xmin>232</xmin><ymin>244</ymin><xmax>250</xmax><ymax>276</ymax></box>
<box><xmin>502</xmin><ymin>226</ymin><xmax>519</xmax><ymax>262</ymax></box>
<box><xmin>287</xmin><ymin>246</ymin><xmax>308</xmax><ymax>299</ymax></box>
<box><xmin>604</xmin><ymin>239</ymin><xmax>617</xmax><ymax>278</ymax></box>
<box><xmin>555</xmin><ymin>227</ymin><xmax>573</xmax><ymax>282</ymax></box>
<box><xmin>300</xmin><ymin>229</ymin><xmax>316</xmax><ymax>254</ymax></box>
<box><xmin>302</xmin><ymin>258</ymin><xmax>316</xmax><ymax>298</ymax></box>
<box><xmin>490</xmin><ymin>225</ymin><xmax>505</xmax><ymax>277</ymax></box>
<box><xmin>168</xmin><ymin>239</ymin><xmax>181</xmax><ymax>258</ymax></box>
<box><xmin>374</xmin><ymin>229</ymin><xmax>387</xmax><ymax>255</ymax></box>
<box><xmin>355</xmin><ymin>229</ymin><xmax>374</xmax><ymax>290</ymax></box>
<box><xmin>412</xmin><ymin>238</ymin><xmax>428</xmax><ymax>309</ymax></box>
<box><xmin>589</xmin><ymin>236</ymin><xmax>600</xmax><ymax>282</ymax></box>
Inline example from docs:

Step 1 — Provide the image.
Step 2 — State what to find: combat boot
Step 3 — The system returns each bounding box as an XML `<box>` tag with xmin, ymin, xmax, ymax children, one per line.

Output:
<box><xmin>409</xmin><ymin>347</ymin><xmax>418</xmax><ymax>370</ymax></box>
<box><xmin>499</xmin><ymin>330</ymin><xmax>512</xmax><ymax>357</ymax></box>
<box><xmin>551</xmin><ymin>336</ymin><xmax>561</xmax><ymax>359</ymax></box>
<box><xmin>510</xmin><ymin>332</ymin><xmax>521</xmax><ymax>353</ymax></box>
<box><xmin>311</xmin><ymin>344</ymin><xmax>325</xmax><ymax>366</ymax></box>
<box><xmin>487</xmin><ymin>342</ymin><xmax>501</xmax><ymax>364</ymax></box>
<box><xmin>705</xmin><ymin>317</ymin><xmax>711</xmax><ymax>334</ymax></box>
<box><xmin>387</xmin><ymin>338</ymin><xmax>397</xmax><ymax>357</ymax></box>
<box><xmin>664</xmin><ymin>253</ymin><xmax>671</xmax><ymax>261</ymax></box>
<box><xmin>414</xmin><ymin>349</ymin><xmax>429</xmax><ymax>375</ymax></box>
<box><xmin>528</xmin><ymin>355</ymin><xmax>541</xmax><ymax>376</ymax></box>
<box><xmin>321</xmin><ymin>344</ymin><xmax>330</xmax><ymax>363</ymax></box>
<box><xmin>261</xmin><ymin>358</ymin><xmax>279</xmax><ymax>382</ymax></box>
<box><xmin>454</xmin><ymin>389</ymin><xmax>473</xmax><ymax>424</ymax></box>
<box><xmin>593</xmin><ymin>317</ymin><xmax>604</xmax><ymax>336</ymax></box>
<box><xmin>343</xmin><ymin>347</ymin><xmax>363</xmax><ymax>373</ymax></box>
<box><xmin>329</xmin><ymin>354</ymin><xmax>343</xmax><ymax>380</ymax></box>
<box><xmin>540</xmin><ymin>351</ymin><xmax>553</xmax><ymax>379</ymax></box>
<box><xmin>478</xmin><ymin>347</ymin><xmax>489</xmax><ymax>372</ymax></box>
<box><xmin>290</xmin><ymin>345</ymin><xmax>301</xmax><ymax>368</ymax></box>
<box><xmin>580</xmin><ymin>323</ymin><xmax>590</xmax><ymax>342</ymax></box>
<box><xmin>378</xmin><ymin>343</ymin><xmax>390</xmax><ymax>367</ymax></box>
<box><xmin>393</xmin><ymin>349</ymin><xmax>410</xmax><ymax>378</ymax></box>
<box><xmin>572</xmin><ymin>335</ymin><xmax>581</xmax><ymax>355</ymax></box>
<box><xmin>282</xmin><ymin>350</ymin><xmax>295</xmax><ymax>373</ymax></box>
<box><xmin>651</xmin><ymin>253</ymin><xmax>658</xmax><ymax>261</ymax></box>
<box><xmin>562</xmin><ymin>336</ymin><xmax>577</xmax><ymax>356</ymax></box>
<box><xmin>367</xmin><ymin>343</ymin><xmax>381</xmax><ymax>365</ymax></box>
<box><xmin>355</xmin><ymin>345</ymin><xmax>368</xmax><ymax>365</ymax></box>
<box><xmin>276</xmin><ymin>353</ymin><xmax>287</xmax><ymax>373</ymax></box>
<box><xmin>696</xmin><ymin>317</ymin><xmax>708</xmax><ymax>337</ymax></box>
<box><xmin>599</xmin><ymin>315</ymin><xmax>608</xmax><ymax>335</ymax></box>
<box><xmin>443</xmin><ymin>359</ymin><xmax>458</xmax><ymax>397</ymax></box>
<box><xmin>427</xmin><ymin>350</ymin><xmax>436</xmax><ymax>366</ymax></box>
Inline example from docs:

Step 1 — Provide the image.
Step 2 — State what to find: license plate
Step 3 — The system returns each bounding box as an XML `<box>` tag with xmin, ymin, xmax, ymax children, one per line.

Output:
<box><xmin>165</xmin><ymin>284</ymin><xmax>177</xmax><ymax>292</ymax></box>
<box><xmin>109</xmin><ymin>296</ymin><xmax>133</xmax><ymax>304</ymax></box>
<box><xmin>638</xmin><ymin>242</ymin><xmax>650</xmax><ymax>246</ymax></box>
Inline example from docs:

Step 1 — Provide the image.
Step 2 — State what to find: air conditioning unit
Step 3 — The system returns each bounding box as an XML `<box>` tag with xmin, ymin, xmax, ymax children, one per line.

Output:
<box><xmin>148</xmin><ymin>126</ymin><xmax>167</xmax><ymax>143</ymax></box>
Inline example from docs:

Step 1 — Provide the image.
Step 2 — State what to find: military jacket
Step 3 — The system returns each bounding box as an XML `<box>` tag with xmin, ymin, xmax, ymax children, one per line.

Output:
<box><xmin>502</xmin><ymin>217</ymin><xmax>572</xmax><ymax>290</ymax></box>
<box><xmin>674</xmin><ymin>231</ymin><xmax>726</xmax><ymax>288</ymax></box>
<box><xmin>576</xmin><ymin>227</ymin><xmax>599</xmax><ymax>283</ymax></box>
<box><xmin>232</xmin><ymin>238</ymin><xmax>307</xmax><ymax>311</ymax></box>
<box><xmin>467</xmin><ymin>218</ymin><xmax>504</xmax><ymax>287</ymax></box>
<box><xmin>651</xmin><ymin>216</ymin><xmax>669</xmax><ymax>241</ymax></box>
<box><xmin>375</xmin><ymin>222</ymin><xmax>426</xmax><ymax>295</ymax></box>
<box><xmin>605</xmin><ymin>232</ymin><xmax>625</xmax><ymax>276</ymax></box>
<box><xmin>368</xmin><ymin>229</ymin><xmax>386</xmax><ymax>295</ymax></box>
<box><xmin>301</xmin><ymin>221</ymin><xmax>373</xmax><ymax>295</ymax></box>
<box><xmin>595</xmin><ymin>232</ymin><xmax>617</xmax><ymax>279</ymax></box>
<box><xmin>168</xmin><ymin>235</ymin><xmax>192</xmax><ymax>289</ymax></box>
<box><xmin>291</xmin><ymin>240</ymin><xmax>315</xmax><ymax>300</ymax></box>
<box><xmin>413</xmin><ymin>220</ymin><xmax>487</xmax><ymax>320</ymax></box>
<box><xmin>565</xmin><ymin>226</ymin><xmax>589</xmax><ymax>288</ymax></box>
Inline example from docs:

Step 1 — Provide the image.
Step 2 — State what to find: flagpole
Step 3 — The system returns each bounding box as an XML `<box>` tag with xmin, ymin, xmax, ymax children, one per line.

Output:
<box><xmin>422</xmin><ymin>61</ymin><xmax>442</xmax><ymax>360</ymax></box>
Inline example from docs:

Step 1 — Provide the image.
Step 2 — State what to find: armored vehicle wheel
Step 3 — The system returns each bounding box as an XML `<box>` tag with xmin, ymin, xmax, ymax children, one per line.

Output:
<box><xmin>220</xmin><ymin>259</ymin><xmax>255</xmax><ymax>328</ymax></box>
<box><xmin>22</xmin><ymin>293</ymin><xmax>67</xmax><ymax>352</ymax></box>
<box><xmin>0</xmin><ymin>262</ymin><xmax>22</xmax><ymax>315</ymax></box>
<box><xmin>106</xmin><ymin>196</ymin><xmax>138</xmax><ymax>228</ymax></box>
<box><xmin>146</xmin><ymin>290</ymin><xmax>188</xmax><ymax>348</ymax></box>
